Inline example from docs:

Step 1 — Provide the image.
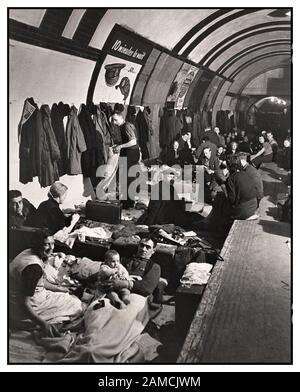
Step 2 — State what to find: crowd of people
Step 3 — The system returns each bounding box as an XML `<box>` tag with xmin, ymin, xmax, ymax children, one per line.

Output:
<box><xmin>9</xmin><ymin>106</ymin><xmax>292</xmax><ymax>361</ymax></box>
<box><xmin>158</xmin><ymin>125</ymin><xmax>291</xmax><ymax>227</ymax></box>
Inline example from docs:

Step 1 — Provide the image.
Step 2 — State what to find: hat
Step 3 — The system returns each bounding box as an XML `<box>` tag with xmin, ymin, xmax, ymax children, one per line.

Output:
<box><xmin>115</xmin><ymin>77</ymin><xmax>131</xmax><ymax>101</ymax></box>
<box><xmin>104</xmin><ymin>63</ymin><xmax>126</xmax><ymax>86</ymax></box>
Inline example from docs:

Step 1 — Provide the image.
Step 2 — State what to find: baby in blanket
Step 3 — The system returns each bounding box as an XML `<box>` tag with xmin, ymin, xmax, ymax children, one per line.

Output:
<box><xmin>44</xmin><ymin>253</ymin><xmax>79</xmax><ymax>290</ymax></box>
<box><xmin>96</xmin><ymin>250</ymin><xmax>132</xmax><ymax>309</ymax></box>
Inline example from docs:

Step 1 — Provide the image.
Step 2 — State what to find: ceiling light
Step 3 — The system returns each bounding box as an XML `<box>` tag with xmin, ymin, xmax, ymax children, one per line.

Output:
<box><xmin>285</xmin><ymin>11</ymin><xmax>291</xmax><ymax>16</ymax></box>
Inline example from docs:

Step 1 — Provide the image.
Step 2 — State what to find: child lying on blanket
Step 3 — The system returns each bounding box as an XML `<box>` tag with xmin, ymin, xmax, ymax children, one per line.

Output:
<box><xmin>95</xmin><ymin>250</ymin><xmax>132</xmax><ymax>309</ymax></box>
<box><xmin>44</xmin><ymin>253</ymin><xmax>79</xmax><ymax>292</ymax></box>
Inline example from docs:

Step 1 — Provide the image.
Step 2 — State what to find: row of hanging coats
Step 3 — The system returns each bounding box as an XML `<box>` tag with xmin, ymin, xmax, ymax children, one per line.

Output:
<box><xmin>18</xmin><ymin>98</ymin><xmax>116</xmax><ymax>187</ymax></box>
<box><xmin>158</xmin><ymin>107</ymin><xmax>212</xmax><ymax>149</ymax></box>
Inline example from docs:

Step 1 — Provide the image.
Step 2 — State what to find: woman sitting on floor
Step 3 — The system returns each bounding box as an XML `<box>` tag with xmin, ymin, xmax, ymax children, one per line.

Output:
<box><xmin>26</xmin><ymin>181</ymin><xmax>80</xmax><ymax>235</ymax></box>
<box><xmin>250</xmin><ymin>135</ymin><xmax>273</xmax><ymax>169</ymax></box>
<box><xmin>9</xmin><ymin>230</ymin><xmax>84</xmax><ymax>336</ymax></box>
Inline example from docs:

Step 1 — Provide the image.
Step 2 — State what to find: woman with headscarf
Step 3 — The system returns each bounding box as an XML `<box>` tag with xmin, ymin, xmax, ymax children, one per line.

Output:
<box><xmin>111</xmin><ymin>104</ymin><xmax>140</xmax><ymax>208</ymax></box>
<box><xmin>27</xmin><ymin>182</ymin><xmax>80</xmax><ymax>235</ymax></box>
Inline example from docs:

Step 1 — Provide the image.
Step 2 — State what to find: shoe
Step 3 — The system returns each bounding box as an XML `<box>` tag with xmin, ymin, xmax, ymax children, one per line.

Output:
<box><xmin>93</xmin><ymin>300</ymin><xmax>105</xmax><ymax>310</ymax></box>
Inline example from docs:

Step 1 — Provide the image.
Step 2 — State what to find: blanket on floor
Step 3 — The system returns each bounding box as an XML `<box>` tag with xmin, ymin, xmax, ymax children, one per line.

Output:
<box><xmin>58</xmin><ymin>293</ymin><xmax>150</xmax><ymax>363</ymax></box>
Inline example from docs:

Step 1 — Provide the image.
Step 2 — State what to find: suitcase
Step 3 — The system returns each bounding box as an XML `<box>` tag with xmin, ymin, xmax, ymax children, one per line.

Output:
<box><xmin>85</xmin><ymin>200</ymin><xmax>122</xmax><ymax>224</ymax></box>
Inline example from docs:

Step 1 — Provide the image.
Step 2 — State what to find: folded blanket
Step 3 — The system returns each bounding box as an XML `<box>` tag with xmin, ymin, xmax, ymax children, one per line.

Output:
<box><xmin>180</xmin><ymin>262</ymin><xmax>212</xmax><ymax>287</ymax></box>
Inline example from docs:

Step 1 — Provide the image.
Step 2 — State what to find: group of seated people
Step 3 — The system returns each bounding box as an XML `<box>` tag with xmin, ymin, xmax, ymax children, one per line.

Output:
<box><xmin>155</xmin><ymin>125</ymin><xmax>291</xmax><ymax>235</ymax></box>
<box><xmin>9</xmin><ymin>222</ymin><xmax>163</xmax><ymax>347</ymax></box>
<box><xmin>9</xmin><ymin>179</ymin><xmax>167</xmax><ymax>357</ymax></box>
<box><xmin>160</xmin><ymin>126</ymin><xmax>282</xmax><ymax>170</ymax></box>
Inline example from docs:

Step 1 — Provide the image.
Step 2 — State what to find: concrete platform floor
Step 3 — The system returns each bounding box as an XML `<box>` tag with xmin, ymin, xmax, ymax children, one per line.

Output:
<box><xmin>178</xmin><ymin>163</ymin><xmax>291</xmax><ymax>363</ymax></box>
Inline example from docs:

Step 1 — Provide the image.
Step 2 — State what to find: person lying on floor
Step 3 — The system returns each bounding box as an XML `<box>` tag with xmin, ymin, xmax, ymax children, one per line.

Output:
<box><xmin>9</xmin><ymin>230</ymin><xmax>84</xmax><ymax>336</ymax></box>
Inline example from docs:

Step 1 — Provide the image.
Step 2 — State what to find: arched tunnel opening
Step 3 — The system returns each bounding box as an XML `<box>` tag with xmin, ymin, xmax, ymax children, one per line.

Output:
<box><xmin>8</xmin><ymin>7</ymin><xmax>292</xmax><ymax>366</ymax></box>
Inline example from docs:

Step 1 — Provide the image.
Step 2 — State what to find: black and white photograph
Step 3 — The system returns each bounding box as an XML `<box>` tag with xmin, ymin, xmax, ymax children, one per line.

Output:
<box><xmin>6</xmin><ymin>3</ymin><xmax>294</xmax><ymax>369</ymax></box>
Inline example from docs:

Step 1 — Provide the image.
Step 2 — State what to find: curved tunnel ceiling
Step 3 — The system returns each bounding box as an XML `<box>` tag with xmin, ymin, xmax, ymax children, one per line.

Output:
<box><xmin>217</xmin><ymin>40</ymin><xmax>291</xmax><ymax>74</ymax></box>
<box><xmin>181</xmin><ymin>8</ymin><xmax>264</xmax><ymax>58</ymax></box>
<box><xmin>9</xmin><ymin>8</ymin><xmax>291</xmax><ymax>113</ymax></box>
<box><xmin>221</xmin><ymin>45</ymin><xmax>291</xmax><ymax>78</ymax></box>
<box><xmin>200</xmin><ymin>23</ymin><xmax>290</xmax><ymax>67</ymax></box>
<box><xmin>229</xmin><ymin>52</ymin><xmax>290</xmax><ymax>80</ymax></box>
<box><xmin>228</xmin><ymin>56</ymin><xmax>290</xmax><ymax>94</ymax></box>
<box><xmin>237</xmin><ymin>66</ymin><xmax>290</xmax><ymax>96</ymax></box>
<box><xmin>206</xmin><ymin>28</ymin><xmax>291</xmax><ymax>71</ymax></box>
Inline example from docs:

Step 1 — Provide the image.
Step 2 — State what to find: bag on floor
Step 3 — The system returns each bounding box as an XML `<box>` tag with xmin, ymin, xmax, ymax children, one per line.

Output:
<box><xmin>186</xmin><ymin>237</ymin><xmax>224</xmax><ymax>265</ymax></box>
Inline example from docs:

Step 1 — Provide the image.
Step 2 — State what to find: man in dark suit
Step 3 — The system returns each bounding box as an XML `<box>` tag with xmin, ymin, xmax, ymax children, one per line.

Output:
<box><xmin>177</xmin><ymin>130</ymin><xmax>194</xmax><ymax>165</ymax></box>
<box><xmin>204</xmin><ymin>126</ymin><xmax>220</xmax><ymax>146</ymax></box>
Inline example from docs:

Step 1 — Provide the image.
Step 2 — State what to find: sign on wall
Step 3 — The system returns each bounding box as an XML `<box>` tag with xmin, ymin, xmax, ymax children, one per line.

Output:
<box><xmin>94</xmin><ymin>55</ymin><xmax>142</xmax><ymax>104</ymax></box>
<box><xmin>104</xmin><ymin>25</ymin><xmax>152</xmax><ymax>65</ymax></box>
<box><xmin>166</xmin><ymin>63</ymin><xmax>199</xmax><ymax>110</ymax></box>
<box><xmin>94</xmin><ymin>25</ymin><xmax>152</xmax><ymax>104</ymax></box>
